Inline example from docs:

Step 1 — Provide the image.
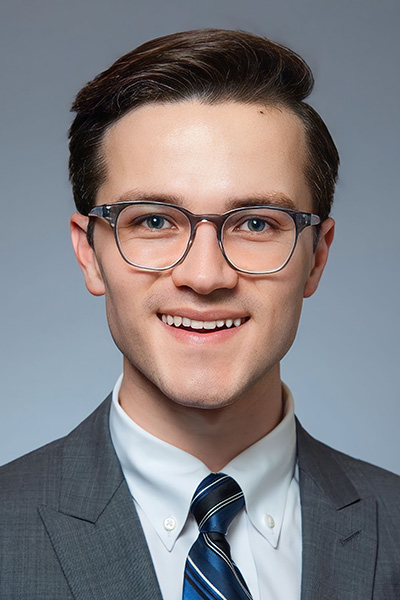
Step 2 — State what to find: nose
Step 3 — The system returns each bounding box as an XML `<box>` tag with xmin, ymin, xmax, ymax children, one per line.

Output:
<box><xmin>171</xmin><ymin>222</ymin><xmax>239</xmax><ymax>294</ymax></box>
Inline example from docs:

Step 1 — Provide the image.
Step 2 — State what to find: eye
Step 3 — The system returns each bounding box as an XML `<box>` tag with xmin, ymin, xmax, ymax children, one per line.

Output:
<box><xmin>240</xmin><ymin>217</ymin><xmax>268</xmax><ymax>232</ymax></box>
<box><xmin>246</xmin><ymin>218</ymin><xmax>266</xmax><ymax>232</ymax></box>
<box><xmin>144</xmin><ymin>214</ymin><xmax>172</xmax><ymax>229</ymax></box>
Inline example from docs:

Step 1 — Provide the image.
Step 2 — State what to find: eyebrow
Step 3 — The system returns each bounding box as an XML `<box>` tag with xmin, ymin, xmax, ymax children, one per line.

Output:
<box><xmin>227</xmin><ymin>194</ymin><xmax>297</xmax><ymax>211</ymax></box>
<box><xmin>115</xmin><ymin>190</ymin><xmax>297</xmax><ymax>212</ymax></box>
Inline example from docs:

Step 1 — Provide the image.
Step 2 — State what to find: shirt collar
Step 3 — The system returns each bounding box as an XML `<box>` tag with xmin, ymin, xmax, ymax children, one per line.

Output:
<box><xmin>222</xmin><ymin>382</ymin><xmax>297</xmax><ymax>548</ymax></box>
<box><xmin>109</xmin><ymin>375</ymin><xmax>296</xmax><ymax>551</ymax></box>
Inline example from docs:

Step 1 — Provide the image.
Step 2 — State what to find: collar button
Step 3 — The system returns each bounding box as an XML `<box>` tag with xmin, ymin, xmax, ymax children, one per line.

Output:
<box><xmin>164</xmin><ymin>516</ymin><xmax>177</xmax><ymax>531</ymax></box>
<box><xmin>264</xmin><ymin>514</ymin><xmax>275</xmax><ymax>529</ymax></box>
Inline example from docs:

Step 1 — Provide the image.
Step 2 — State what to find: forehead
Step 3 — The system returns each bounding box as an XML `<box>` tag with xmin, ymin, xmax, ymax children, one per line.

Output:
<box><xmin>97</xmin><ymin>101</ymin><xmax>312</xmax><ymax>212</ymax></box>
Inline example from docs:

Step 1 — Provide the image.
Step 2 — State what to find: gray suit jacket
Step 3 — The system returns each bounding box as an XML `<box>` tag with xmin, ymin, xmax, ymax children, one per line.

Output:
<box><xmin>1</xmin><ymin>396</ymin><xmax>399</xmax><ymax>599</ymax></box>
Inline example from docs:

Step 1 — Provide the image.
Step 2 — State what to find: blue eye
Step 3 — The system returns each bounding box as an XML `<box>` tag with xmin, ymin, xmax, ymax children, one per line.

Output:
<box><xmin>145</xmin><ymin>215</ymin><xmax>167</xmax><ymax>229</ymax></box>
<box><xmin>246</xmin><ymin>218</ymin><xmax>266</xmax><ymax>232</ymax></box>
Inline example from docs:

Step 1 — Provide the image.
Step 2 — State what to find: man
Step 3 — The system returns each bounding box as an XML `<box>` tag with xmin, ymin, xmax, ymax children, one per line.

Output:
<box><xmin>0</xmin><ymin>29</ymin><xmax>399</xmax><ymax>599</ymax></box>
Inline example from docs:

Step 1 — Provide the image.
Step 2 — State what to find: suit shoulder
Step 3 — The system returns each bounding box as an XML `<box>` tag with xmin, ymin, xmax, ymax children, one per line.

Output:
<box><xmin>313</xmin><ymin>434</ymin><xmax>399</xmax><ymax>483</ymax></box>
<box><xmin>328</xmin><ymin>444</ymin><xmax>400</xmax><ymax>505</ymax></box>
<box><xmin>0</xmin><ymin>435</ymin><xmax>65</xmax><ymax>501</ymax></box>
<box><xmin>0</xmin><ymin>396</ymin><xmax>112</xmax><ymax>501</ymax></box>
<box><xmin>297</xmin><ymin>421</ymin><xmax>400</xmax><ymax>507</ymax></box>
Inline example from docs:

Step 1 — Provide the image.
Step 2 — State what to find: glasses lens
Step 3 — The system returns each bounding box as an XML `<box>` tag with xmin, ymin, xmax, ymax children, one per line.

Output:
<box><xmin>116</xmin><ymin>204</ymin><xmax>190</xmax><ymax>269</ymax></box>
<box><xmin>222</xmin><ymin>208</ymin><xmax>296</xmax><ymax>273</ymax></box>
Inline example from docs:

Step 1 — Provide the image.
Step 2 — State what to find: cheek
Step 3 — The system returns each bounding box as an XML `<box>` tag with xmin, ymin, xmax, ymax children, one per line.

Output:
<box><xmin>252</xmin><ymin>263</ymin><xmax>309</xmax><ymax>343</ymax></box>
<box><xmin>99</xmin><ymin>264</ymin><xmax>169</xmax><ymax>359</ymax></box>
<box><xmin>253</xmin><ymin>263</ymin><xmax>308</xmax><ymax>314</ymax></box>
<box><xmin>272</xmin><ymin>290</ymin><xmax>304</xmax><ymax>347</ymax></box>
<box><xmin>103</xmin><ymin>286</ymin><xmax>135</xmax><ymax>356</ymax></box>
<box><xmin>100</xmin><ymin>269</ymin><xmax>147</xmax><ymax>349</ymax></box>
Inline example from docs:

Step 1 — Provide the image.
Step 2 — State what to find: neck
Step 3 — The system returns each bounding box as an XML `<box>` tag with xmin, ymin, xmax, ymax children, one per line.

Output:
<box><xmin>119</xmin><ymin>362</ymin><xmax>283</xmax><ymax>472</ymax></box>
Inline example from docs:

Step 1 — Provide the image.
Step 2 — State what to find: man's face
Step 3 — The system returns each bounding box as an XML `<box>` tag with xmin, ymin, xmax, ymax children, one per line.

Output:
<box><xmin>72</xmin><ymin>101</ymin><xmax>333</xmax><ymax>411</ymax></box>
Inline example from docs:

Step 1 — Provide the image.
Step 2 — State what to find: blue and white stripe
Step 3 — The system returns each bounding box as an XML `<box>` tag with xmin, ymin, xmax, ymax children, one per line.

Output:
<box><xmin>183</xmin><ymin>473</ymin><xmax>253</xmax><ymax>600</ymax></box>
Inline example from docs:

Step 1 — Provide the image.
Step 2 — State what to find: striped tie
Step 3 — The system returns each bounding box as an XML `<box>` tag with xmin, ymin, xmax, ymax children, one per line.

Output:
<box><xmin>183</xmin><ymin>473</ymin><xmax>253</xmax><ymax>600</ymax></box>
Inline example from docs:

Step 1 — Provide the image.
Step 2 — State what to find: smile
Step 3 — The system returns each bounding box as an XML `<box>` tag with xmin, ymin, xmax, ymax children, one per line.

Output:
<box><xmin>159</xmin><ymin>314</ymin><xmax>247</xmax><ymax>331</ymax></box>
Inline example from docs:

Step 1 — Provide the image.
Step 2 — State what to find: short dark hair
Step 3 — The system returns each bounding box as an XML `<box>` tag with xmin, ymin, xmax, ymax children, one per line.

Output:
<box><xmin>69</xmin><ymin>29</ymin><xmax>339</xmax><ymax>221</ymax></box>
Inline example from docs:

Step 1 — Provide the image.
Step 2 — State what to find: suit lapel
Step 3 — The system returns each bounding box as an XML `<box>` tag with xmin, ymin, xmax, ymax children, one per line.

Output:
<box><xmin>297</xmin><ymin>420</ymin><xmax>377</xmax><ymax>600</ymax></box>
<box><xmin>39</xmin><ymin>397</ymin><xmax>162</xmax><ymax>600</ymax></box>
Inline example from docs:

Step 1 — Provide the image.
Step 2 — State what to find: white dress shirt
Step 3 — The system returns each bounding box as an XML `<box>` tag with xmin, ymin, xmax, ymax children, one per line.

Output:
<box><xmin>109</xmin><ymin>376</ymin><xmax>301</xmax><ymax>600</ymax></box>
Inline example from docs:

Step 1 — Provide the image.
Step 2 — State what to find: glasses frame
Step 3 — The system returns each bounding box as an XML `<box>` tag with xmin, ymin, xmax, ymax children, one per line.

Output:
<box><xmin>88</xmin><ymin>200</ymin><xmax>321</xmax><ymax>274</ymax></box>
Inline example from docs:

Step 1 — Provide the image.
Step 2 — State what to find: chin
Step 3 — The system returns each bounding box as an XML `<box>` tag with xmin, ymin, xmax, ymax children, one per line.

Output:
<box><xmin>167</xmin><ymin>393</ymin><xmax>237</xmax><ymax>411</ymax></box>
<box><xmin>158</xmin><ymin>376</ymin><xmax>246</xmax><ymax>411</ymax></box>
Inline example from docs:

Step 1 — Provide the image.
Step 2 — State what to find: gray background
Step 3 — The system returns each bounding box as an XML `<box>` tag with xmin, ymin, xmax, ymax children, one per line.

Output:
<box><xmin>1</xmin><ymin>0</ymin><xmax>399</xmax><ymax>473</ymax></box>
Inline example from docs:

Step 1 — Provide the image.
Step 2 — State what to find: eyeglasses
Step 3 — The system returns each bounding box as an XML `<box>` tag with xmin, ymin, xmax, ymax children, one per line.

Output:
<box><xmin>88</xmin><ymin>201</ymin><xmax>321</xmax><ymax>274</ymax></box>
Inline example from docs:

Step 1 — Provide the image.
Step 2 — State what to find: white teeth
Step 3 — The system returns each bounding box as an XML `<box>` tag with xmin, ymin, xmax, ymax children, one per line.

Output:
<box><xmin>161</xmin><ymin>314</ymin><xmax>245</xmax><ymax>330</ymax></box>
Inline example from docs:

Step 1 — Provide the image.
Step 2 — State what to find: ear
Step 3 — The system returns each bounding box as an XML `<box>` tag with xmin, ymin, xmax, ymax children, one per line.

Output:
<box><xmin>303</xmin><ymin>217</ymin><xmax>335</xmax><ymax>298</ymax></box>
<box><xmin>70</xmin><ymin>212</ymin><xmax>105</xmax><ymax>296</ymax></box>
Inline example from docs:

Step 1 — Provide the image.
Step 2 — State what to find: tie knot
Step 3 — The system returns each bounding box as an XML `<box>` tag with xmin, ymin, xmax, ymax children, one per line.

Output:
<box><xmin>190</xmin><ymin>473</ymin><xmax>244</xmax><ymax>534</ymax></box>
